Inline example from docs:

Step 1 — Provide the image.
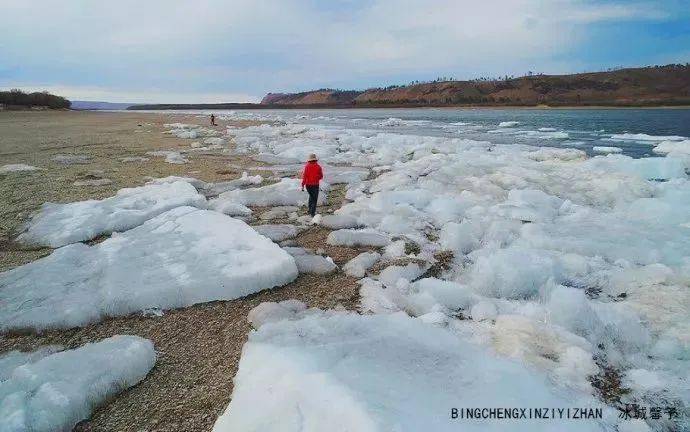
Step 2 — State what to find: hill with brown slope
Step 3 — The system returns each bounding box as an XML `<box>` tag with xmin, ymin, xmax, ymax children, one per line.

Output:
<box><xmin>260</xmin><ymin>64</ymin><xmax>690</xmax><ymax>107</ymax></box>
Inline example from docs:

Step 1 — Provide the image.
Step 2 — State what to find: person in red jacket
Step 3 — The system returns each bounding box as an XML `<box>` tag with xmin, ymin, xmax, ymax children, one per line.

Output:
<box><xmin>301</xmin><ymin>153</ymin><xmax>323</xmax><ymax>217</ymax></box>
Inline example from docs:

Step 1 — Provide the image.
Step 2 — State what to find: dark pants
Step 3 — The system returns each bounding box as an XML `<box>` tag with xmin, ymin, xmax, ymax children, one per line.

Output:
<box><xmin>306</xmin><ymin>185</ymin><xmax>319</xmax><ymax>216</ymax></box>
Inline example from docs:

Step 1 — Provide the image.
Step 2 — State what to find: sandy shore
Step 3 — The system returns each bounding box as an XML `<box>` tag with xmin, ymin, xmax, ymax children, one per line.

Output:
<box><xmin>0</xmin><ymin>111</ymin><xmax>367</xmax><ymax>431</ymax></box>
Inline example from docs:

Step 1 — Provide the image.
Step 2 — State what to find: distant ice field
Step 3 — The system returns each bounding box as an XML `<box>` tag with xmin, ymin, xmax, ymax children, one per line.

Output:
<box><xmin>130</xmin><ymin>107</ymin><xmax>690</xmax><ymax>158</ymax></box>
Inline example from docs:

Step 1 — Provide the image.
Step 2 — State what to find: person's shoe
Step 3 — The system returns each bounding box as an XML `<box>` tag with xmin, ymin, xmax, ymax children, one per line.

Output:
<box><xmin>310</xmin><ymin>214</ymin><xmax>322</xmax><ymax>225</ymax></box>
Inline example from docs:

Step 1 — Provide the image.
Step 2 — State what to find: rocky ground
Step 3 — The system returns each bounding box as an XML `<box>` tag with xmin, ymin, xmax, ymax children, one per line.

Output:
<box><xmin>0</xmin><ymin>111</ymin><xmax>380</xmax><ymax>431</ymax></box>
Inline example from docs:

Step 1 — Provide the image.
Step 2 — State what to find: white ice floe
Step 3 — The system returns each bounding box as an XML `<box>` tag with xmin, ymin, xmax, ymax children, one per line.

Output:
<box><xmin>498</xmin><ymin>121</ymin><xmax>520</xmax><ymax>127</ymax></box>
<box><xmin>592</xmin><ymin>146</ymin><xmax>623</xmax><ymax>154</ymax></box>
<box><xmin>205</xmin><ymin>172</ymin><xmax>263</xmax><ymax>196</ymax></box>
<box><xmin>212</xmin><ymin>201</ymin><xmax>252</xmax><ymax>217</ymax></box>
<box><xmin>282</xmin><ymin>247</ymin><xmax>337</xmax><ymax>274</ymax></box>
<box><xmin>216</xmin><ymin>178</ymin><xmax>326</xmax><ymax>207</ymax></box>
<box><xmin>214</xmin><ymin>306</ymin><xmax>610</xmax><ymax>432</ymax></box>
<box><xmin>326</xmin><ymin>229</ymin><xmax>390</xmax><ymax>247</ymax></box>
<box><xmin>377</xmin><ymin>263</ymin><xmax>427</xmax><ymax>288</ymax></box>
<box><xmin>260</xmin><ymin>206</ymin><xmax>298</xmax><ymax>221</ymax></box>
<box><xmin>609</xmin><ymin>133</ymin><xmax>686</xmax><ymax>142</ymax></box>
<box><xmin>17</xmin><ymin>181</ymin><xmax>206</xmax><ymax>247</ymax></box>
<box><xmin>51</xmin><ymin>154</ymin><xmax>90</xmax><ymax>165</ymax></box>
<box><xmin>320</xmin><ymin>214</ymin><xmax>361</xmax><ymax>229</ymax></box>
<box><xmin>322</xmin><ymin>166</ymin><xmax>369</xmax><ymax>184</ymax></box>
<box><xmin>145</xmin><ymin>175</ymin><xmax>209</xmax><ymax>190</ymax></box>
<box><xmin>0</xmin><ymin>335</ymin><xmax>155</xmax><ymax>432</ymax></box>
<box><xmin>0</xmin><ymin>164</ymin><xmax>40</xmax><ymax>173</ymax></box>
<box><xmin>1</xmin><ymin>207</ymin><xmax>298</xmax><ymax>330</ymax></box>
<box><xmin>164</xmin><ymin>123</ymin><xmax>219</xmax><ymax>140</ymax></box>
<box><xmin>343</xmin><ymin>252</ymin><xmax>381</xmax><ymax>278</ymax></box>
<box><xmin>146</xmin><ymin>150</ymin><xmax>188</xmax><ymax>164</ymax></box>
<box><xmin>253</xmin><ymin>224</ymin><xmax>299</xmax><ymax>242</ymax></box>
<box><xmin>653</xmin><ymin>139</ymin><xmax>690</xmax><ymax>155</ymax></box>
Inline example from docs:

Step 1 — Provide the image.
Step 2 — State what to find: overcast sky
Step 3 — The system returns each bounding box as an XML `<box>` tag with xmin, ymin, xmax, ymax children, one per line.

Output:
<box><xmin>1</xmin><ymin>0</ymin><xmax>688</xmax><ymax>103</ymax></box>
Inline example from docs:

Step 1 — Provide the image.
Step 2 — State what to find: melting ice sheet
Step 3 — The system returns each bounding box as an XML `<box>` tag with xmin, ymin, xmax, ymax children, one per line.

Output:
<box><xmin>17</xmin><ymin>181</ymin><xmax>207</xmax><ymax>247</ymax></box>
<box><xmin>214</xmin><ymin>307</ymin><xmax>611</xmax><ymax>432</ymax></box>
<box><xmin>221</xmin><ymin>114</ymin><xmax>690</xmax><ymax>430</ymax></box>
<box><xmin>0</xmin><ymin>335</ymin><xmax>155</xmax><ymax>432</ymax></box>
<box><xmin>0</xmin><ymin>207</ymin><xmax>298</xmax><ymax>331</ymax></box>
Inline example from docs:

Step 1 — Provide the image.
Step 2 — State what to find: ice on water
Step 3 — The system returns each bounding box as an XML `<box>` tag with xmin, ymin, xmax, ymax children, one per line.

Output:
<box><xmin>1</xmin><ymin>207</ymin><xmax>298</xmax><ymax>331</ymax></box>
<box><xmin>0</xmin><ymin>335</ymin><xmax>155</xmax><ymax>432</ymax></box>
<box><xmin>17</xmin><ymin>181</ymin><xmax>207</xmax><ymax>247</ymax></box>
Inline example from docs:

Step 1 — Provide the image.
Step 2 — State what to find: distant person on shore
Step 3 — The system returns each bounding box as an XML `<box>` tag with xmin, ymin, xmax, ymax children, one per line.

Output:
<box><xmin>301</xmin><ymin>153</ymin><xmax>323</xmax><ymax>217</ymax></box>
<box><xmin>210</xmin><ymin>114</ymin><xmax>217</xmax><ymax>126</ymax></box>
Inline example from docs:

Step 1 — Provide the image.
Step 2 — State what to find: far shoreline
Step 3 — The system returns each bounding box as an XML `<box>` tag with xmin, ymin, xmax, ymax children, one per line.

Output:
<box><xmin>123</xmin><ymin>104</ymin><xmax>690</xmax><ymax>111</ymax></box>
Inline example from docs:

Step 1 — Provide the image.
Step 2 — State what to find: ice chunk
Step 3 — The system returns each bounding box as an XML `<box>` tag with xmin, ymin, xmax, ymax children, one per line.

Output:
<box><xmin>592</xmin><ymin>146</ymin><xmax>622</xmax><ymax>154</ymax></box>
<box><xmin>440</xmin><ymin>221</ymin><xmax>480</xmax><ymax>254</ymax></box>
<box><xmin>293</xmin><ymin>254</ymin><xmax>337</xmax><ymax>274</ymax></box>
<box><xmin>0</xmin><ymin>164</ymin><xmax>40</xmax><ymax>173</ymax></box>
<box><xmin>382</xmin><ymin>240</ymin><xmax>406</xmax><ymax>259</ymax></box>
<box><xmin>609</xmin><ymin>133</ymin><xmax>685</xmax><ymax>142</ymax></box>
<box><xmin>320</xmin><ymin>214</ymin><xmax>360</xmax><ymax>229</ymax></box>
<box><xmin>653</xmin><ymin>139</ymin><xmax>690</xmax><ymax>155</ymax></box>
<box><xmin>205</xmin><ymin>172</ymin><xmax>264</xmax><ymax>196</ymax></box>
<box><xmin>146</xmin><ymin>150</ymin><xmax>188</xmax><ymax>164</ymax></box>
<box><xmin>146</xmin><ymin>175</ymin><xmax>209</xmax><ymax>190</ymax></box>
<box><xmin>402</xmin><ymin>278</ymin><xmax>477</xmax><ymax>316</ymax></box>
<box><xmin>622</xmin><ymin>369</ymin><xmax>665</xmax><ymax>393</ymax></box>
<box><xmin>282</xmin><ymin>246</ymin><xmax>337</xmax><ymax>274</ymax></box>
<box><xmin>17</xmin><ymin>181</ymin><xmax>207</xmax><ymax>247</ymax></box>
<box><xmin>470</xmin><ymin>301</ymin><xmax>498</xmax><ymax>321</ymax></box>
<box><xmin>378</xmin><ymin>263</ymin><xmax>426</xmax><ymax>288</ymax></box>
<box><xmin>253</xmin><ymin>224</ymin><xmax>299</xmax><ymax>242</ymax></box>
<box><xmin>470</xmin><ymin>248</ymin><xmax>562</xmax><ymax>299</ymax></box>
<box><xmin>498</xmin><ymin>121</ymin><xmax>520</xmax><ymax>127</ymax></box>
<box><xmin>0</xmin><ymin>335</ymin><xmax>155</xmax><ymax>432</ymax></box>
<box><xmin>219</xmin><ymin>178</ymin><xmax>326</xmax><ymax>207</ymax></box>
<box><xmin>309</xmin><ymin>214</ymin><xmax>322</xmax><ymax>225</ymax></box>
<box><xmin>1</xmin><ymin>207</ymin><xmax>298</xmax><ymax>330</ymax></box>
<box><xmin>211</xmin><ymin>201</ymin><xmax>252</xmax><ymax>217</ymax></box>
<box><xmin>617</xmin><ymin>420</ymin><xmax>651</xmax><ymax>432</ymax></box>
<box><xmin>322</xmin><ymin>166</ymin><xmax>369</xmax><ymax>184</ymax></box>
<box><xmin>343</xmin><ymin>252</ymin><xmax>380</xmax><ymax>278</ymax></box>
<box><xmin>213</xmin><ymin>310</ymin><xmax>607</xmax><ymax>432</ymax></box>
<box><xmin>492</xmin><ymin>315</ymin><xmax>598</xmax><ymax>391</ymax></box>
<box><xmin>326</xmin><ymin>229</ymin><xmax>390</xmax><ymax>247</ymax></box>
<box><xmin>247</xmin><ymin>300</ymin><xmax>308</xmax><ymax>328</ymax></box>
<box><xmin>0</xmin><ymin>346</ymin><xmax>62</xmax><ymax>380</ymax></box>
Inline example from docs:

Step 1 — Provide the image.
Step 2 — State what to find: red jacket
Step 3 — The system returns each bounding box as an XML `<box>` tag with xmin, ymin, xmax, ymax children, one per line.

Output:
<box><xmin>301</xmin><ymin>161</ymin><xmax>323</xmax><ymax>186</ymax></box>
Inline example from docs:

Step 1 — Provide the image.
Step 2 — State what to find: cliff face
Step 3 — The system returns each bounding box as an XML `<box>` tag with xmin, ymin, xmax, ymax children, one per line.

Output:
<box><xmin>261</xmin><ymin>65</ymin><xmax>690</xmax><ymax>107</ymax></box>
